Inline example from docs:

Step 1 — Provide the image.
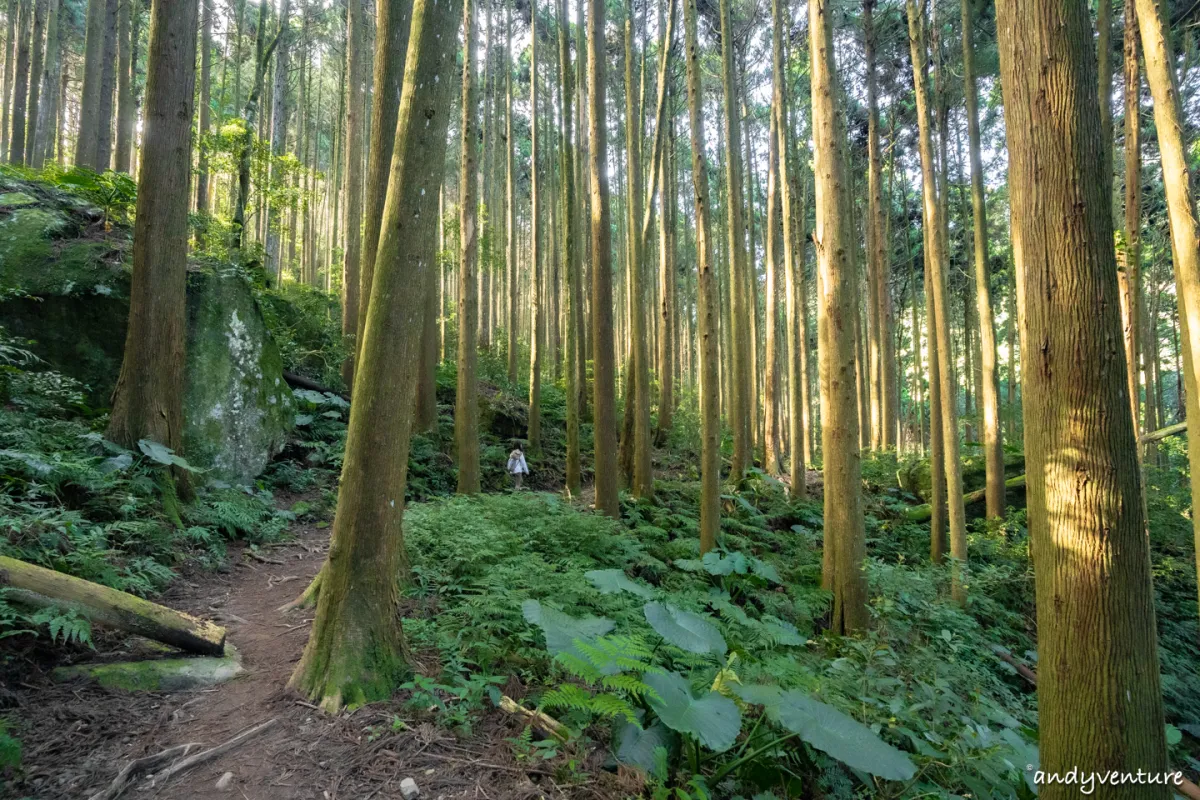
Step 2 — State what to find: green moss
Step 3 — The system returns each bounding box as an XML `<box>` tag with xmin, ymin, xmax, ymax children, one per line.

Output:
<box><xmin>0</xmin><ymin>191</ymin><xmax>39</xmax><ymax>207</ymax></box>
<box><xmin>52</xmin><ymin>645</ymin><xmax>243</xmax><ymax>691</ymax></box>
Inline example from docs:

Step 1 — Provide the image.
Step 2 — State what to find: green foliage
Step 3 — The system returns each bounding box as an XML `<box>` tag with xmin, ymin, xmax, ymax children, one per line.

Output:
<box><xmin>32</xmin><ymin>164</ymin><xmax>138</xmax><ymax>226</ymax></box>
<box><xmin>0</xmin><ymin>718</ymin><xmax>20</xmax><ymax>770</ymax></box>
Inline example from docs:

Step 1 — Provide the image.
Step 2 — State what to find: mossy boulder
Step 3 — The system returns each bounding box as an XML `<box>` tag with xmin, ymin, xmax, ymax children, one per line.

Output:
<box><xmin>0</xmin><ymin>177</ymin><xmax>293</xmax><ymax>484</ymax></box>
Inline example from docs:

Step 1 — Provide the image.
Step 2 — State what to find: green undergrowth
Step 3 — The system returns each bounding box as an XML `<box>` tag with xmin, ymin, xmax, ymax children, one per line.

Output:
<box><xmin>0</xmin><ymin>334</ymin><xmax>296</xmax><ymax>651</ymax></box>
<box><xmin>394</xmin><ymin>469</ymin><xmax>1048</xmax><ymax>799</ymax></box>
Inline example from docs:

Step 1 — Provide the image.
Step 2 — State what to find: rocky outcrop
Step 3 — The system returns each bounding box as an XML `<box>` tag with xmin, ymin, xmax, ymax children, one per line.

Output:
<box><xmin>0</xmin><ymin>178</ymin><xmax>293</xmax><ymax>484</ymax></box>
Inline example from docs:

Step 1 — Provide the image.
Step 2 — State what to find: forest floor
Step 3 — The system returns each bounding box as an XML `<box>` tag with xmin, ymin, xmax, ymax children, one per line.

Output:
<box><xmin>8</xmin><ymin>491</ymin><xmax>612</xmax><ymax>800</ymax></box>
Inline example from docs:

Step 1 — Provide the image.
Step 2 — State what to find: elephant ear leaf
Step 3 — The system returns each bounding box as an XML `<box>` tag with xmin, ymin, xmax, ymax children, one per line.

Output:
<box><xmin>585</xmin><ymin>569</ymin><xmax>656</xmax><ymax>598</ymax></box>
<box><xmin>522</xmin><ymin>600</ymin><xmax>615</xmax><ymax>669</ymax></box>
<box><xmin>613</xmin><ymin>719</ymin><xmax>677</xmax><ymax>779</ymax></box>
<box><xmin>644</xmin><ymin>671</ymin><xmax>741</xmax><ymax>753</ymax></box>
<box><xmin>737</xmin><ymin>685</ymin><xmax>916</xmax><ymax>781</ymax></box>
<box><xmin>643</xmin><ymin>601</ymin><xmax>727</xmax><ymax>656</ymax></box>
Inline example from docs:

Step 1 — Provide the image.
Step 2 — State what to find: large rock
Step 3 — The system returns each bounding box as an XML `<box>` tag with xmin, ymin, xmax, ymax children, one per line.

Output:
<box><xmin>0</xmin><ymin>179</ymin><xmax>293</xmax><ymax>484</ymax></box>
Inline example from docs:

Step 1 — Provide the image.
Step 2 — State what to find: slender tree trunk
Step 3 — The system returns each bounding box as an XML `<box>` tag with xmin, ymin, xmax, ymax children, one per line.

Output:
<box><xmin>864</xmin><ymin>0</ymin><xmax>888</xmax><ymax>452</ymax></box>
<box><xmin>1134</xmin><ymin>0</ymin><xmax>1200</xmax><ymax>619</ymax></box>
<box><xmin>194</xmin><ymin>0</ymin><xmax>212</xmax><ymax>213</ymax></box>
<box><xmin>265</xmin><ymin>0</ymin><xmax>290</xmax><ymax>279</ymax></box>
<box><xmin>359</xmin><ymin>0</ymin><xmax>412</xmax><ymax>347</ymax></box>
<box><xmin>29</xmin><ymin>0</ymin><xmax>55</xmax><ymax>167</ymax></box>
<box><xmin>20</xmin><ymin>0</ymin><xmax>44</xmax><ymax>166</ymax></box>
<box><xmin>112</xmin><ymin>0</ymin><xmax>132</xmax><ymax>171</ymax></box>
<box><xmin>527</xmin><ymin>1</ymin><xmax>543</xmax><ymax>456</ymax></box>
<box><xmin>1</xmin><ymin>0</ymin><xmax>15</xmax><ymax>158</ymax></box>
<box><xmin>962</xmin><ymin>0</ymin><xmax>1003</xmax><ymax>517</ymax></box>
<box><xmin>8</xmin><ymin>0</ymin><xmax>29</xmax><ymax>164</ymax></box>
<box><xmin>656</xmin><ymin>90</ymin><xmax>676</xmax><ymax>445</ymax></box>
<box><xmin>557</xmin><ymin>0</ymin><xmax>581</xmax><ymax>496</ymax></box>
<box><xmin>624</xmin><ymin>0</ymin><xmax>651</xmax><ymax>497</ymax></box>
<box><xmin>763</xmin><ymin>97</ymin><xmax>782</xmax><ymax>475</ymax></box>
<box><xmin>1097</xmin><ymin>0</ymin><xmax>1114</xmax><ymax>197</ymax></box>
<box><xmin>455</xmin><ymin>0</ymin><xmax>481</xmax><ymax>493</ymax></box>
<box><xmin>908</xmin><ymin>0</ymin><xmax>967</xmax><ymax>599</ymax></box>
<box><xmin>589</xmin><ymin>0</ymin><xmax>619</xmax><ymax>517</ymax></box>
<box><xmin>341</xmin><ymin>0</ymin><xmax>366</xmax><ymax>385</ymax></box>
<box><xmin>996</xmin><ymin>0</ymin><xmax>1169</xmax><ymax>787</ymax></box>
<box><xmin>290</xmin><ymin>0</ymin><xmax>459</xmax><ymax>712</ymax></box>
<box><xmin>682</xmin><ymin>0</ymin><xmax>719</xmax><ymax>552</ymax></box>
<box><xmin>812</xmin><ymin>0</ymin><xmax>866</xmax><ymax>632</ymax></box>
<box><xmin>105</xmin><ymin>0</ymin><xmax>198</xmax><ymax>487</ymax></box>
<box><xmin>95</xmin><ymin>0</ymin><xmax>118</xmax><ymax>168</ymax></box>
<box><xmin>75</xmin><ymin>0</ymin><xmax>105</xmax><ymax>167</ymax></box>
<box><xmin>504</xmin><ymin>0</ymin><xmax>517</xmax><ymax>384</ymax></box>
<box><xmin>1119</xmin><ymin>0</ymin><xmax>1141</xmax><ymax>438</ymax></box>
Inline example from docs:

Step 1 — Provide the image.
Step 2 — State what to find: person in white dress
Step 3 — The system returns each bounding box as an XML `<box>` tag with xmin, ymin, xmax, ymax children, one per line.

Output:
<box><xmin>506</xmin><ymin>447</ymin><xmax>529</xmax><ymax>490</ymax></box>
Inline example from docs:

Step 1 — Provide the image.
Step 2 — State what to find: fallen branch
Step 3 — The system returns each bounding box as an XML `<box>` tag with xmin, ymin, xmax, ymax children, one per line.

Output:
<box><xmin>283</xmin><ymin>371</ymin><xmax>349</xmax><ymax>402</ymax></box>
<box><xmin>151</xmin><ymin>718</ymin><xmax>279</xmax><ymax>787</ymax></box>
<box><xmin>0</xmin><ymin>555</ymin><xmax>226</xmax><ymax>656</ymax></box>
<box><xmin>88</xmin><ymin>742</ymin><xmax>202</xmax><ymax>800</ymax></box>
<box><xmin>1140</xmin><ymin>420</ymin><xmax>1187</xmax><ymax>444</ymax></box>
<box><xmin>499</xmin><ymin>695</ymin><xmax>569</xmax><ymax>742</ymax></box>
<box><xmin>903</xmin><ymin>475</ymin><xmax>1027</xmax><ymax>522</ymax></box>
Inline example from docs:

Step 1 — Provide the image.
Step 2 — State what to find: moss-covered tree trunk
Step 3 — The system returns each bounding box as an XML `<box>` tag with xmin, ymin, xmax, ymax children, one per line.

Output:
<box><xmin>588</xmin><ymin>0</ymin><xmax>619</xmax><ymax>517</ymax></box>
<box><xmin>341</xmin><ymin>0</ymin><xmax>366</xmax><ymax>385</ymax></box>
<box><xmin>682</xmin><ymin>0</ymin><xmax>719</xmax><ymax>553</ymax></box>
<box><xmin>996</xmin><ymin>0</ymin><xmax>1170</xmax><ymax>787</ymax></box>
<box><xmin>908</xmin><ymin>0</ymin><xmax>966</xmax><ymax>598</ymax></box>
<box><xmin>812</xmin><ymin>0</ymin><xmax>866</xmax><ymax>633</ymax></box>
<box><xmin>290</xmin><ymin>0</ymin><xmax>459</xmax><ymax>712</ymax></box>
<box><xmin>455</xmin><ymin>0</ymin><xmax>481</xmax><ymax>494</ymax></box>
<box><xmin>105</xmin><ymin>0</ymin><xmax>197</xmax><ymax>468</ymax></box>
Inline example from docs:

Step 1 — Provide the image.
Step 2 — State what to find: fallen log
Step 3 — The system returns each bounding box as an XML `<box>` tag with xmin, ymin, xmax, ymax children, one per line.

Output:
<box><xmin>902</xmin><ymin>475</ymin><xmax>1027</xmax><ymax>523</ymax></box>
<box><xmin>0</xmin><ymin>555</ymin><xmax>226</xmax><ymax>656</ymax></box>
<box><xmin>1140</xmin><ymin>420</ymin><xmax>1187</xmax><ymax>444</ymax></box>
<box><xmin>499</xmin><ymin>695</ymin><xmax>569</xmax><ymax>742</ymax></box>
<box><xmin>282</xmin><ymin>371</ymin><xmax>349</xmax><ymax>402</ymax></box>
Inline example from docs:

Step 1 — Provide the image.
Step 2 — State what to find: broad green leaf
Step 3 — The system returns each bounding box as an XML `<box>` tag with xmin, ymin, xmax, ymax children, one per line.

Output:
<box><xmin>522</xmin><ymin>600</ymin><xmax>615</xmax><ymax>665</ymax></box>
<box><xmin>98</xmin><ymin>452</ymin><xmax>133</xmax><ymax>474</ymax></box>
<box><xmin>586</xmin><ymin>569</ymin><xmax>655</xmax><ymax>598</ymax></box>
<box><xmin>749</xmin><ymin>557</ymin><xmax>782</xmax><ymax>584</ymax></box>
<box><xmin>738</xmin><ymin>686</ymin><xmax>916</xmax><ymax>781</ymax></box>
<box><xmin>643</xmin><ymin>601</ymin><xmax>727</xmax><ymax>656</ymax></box>
<box><xmin>137</xmin><ymin>439</ymin><xmax>175</xmax><ymax>465</ymax></box>
<box><xmin>294</xmin><ymin>414</ymin><xmax>314</xmax><ymax>426</ymax></box>
<box><xmin>702</xmin><ymin>551</ymin><xmax>749</xmax><ymax>576</ymax></box>
<box><xmin>672</xmin><ymin>558</ymin><xmax>705</xmax><ymax>573</ymax></box>
<box><xmin>613</xmin><ymin>719</ymin><xmax>677</xmax><ymax>779</ymax></box>
<box><xmin>644</xmin><ymin>671</ymin><xmax>741</xmax><ymax>753</ymax></box>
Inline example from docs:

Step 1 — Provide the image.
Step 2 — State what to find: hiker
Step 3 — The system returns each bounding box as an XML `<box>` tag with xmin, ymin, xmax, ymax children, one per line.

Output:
<box><xmin>507</xmin><ymin>447</ymin><xmax>529</xmax><ymax>490</ymax></box>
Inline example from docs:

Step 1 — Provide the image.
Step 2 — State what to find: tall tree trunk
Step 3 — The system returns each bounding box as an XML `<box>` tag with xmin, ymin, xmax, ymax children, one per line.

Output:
<box><xmin>265</xmin><ymin>0</ymin><xmax>290</xmax><ymax>279</ymax></box>
<box><xmin>718</xmin><ymin>0</ymin><xmax>751</xmax><ymax>480</ymax></box>
<box><xmin>864</xmin><ymin>0</ymin><xmax>888</xmax><ymax>452</ymax></box>
<box><xmin>812</xmin><ymin>0</ymin><xmax>866</xmax><ymax>632</ymax></box>
<box><xmin>195</xmin><ymin>0</ymin><xmax>212</xmax><ymax>212</ymax></box>
<box><xmin>95</xmin><ymin>0</ymin><xmax>118</xmax><ymax>168</ymax></box>
<box><xmin>112</xmin><ymin>0</ymin><xmax>133</xmax><ymax>171</ymax></box>
<box><xmin>21</xmin><ymin>0</ymin><xmax>44</xmax><ymax>166</ymax></box>
<box><xmin>1097</xmin><ymin>0</ymin><xmax>1114</xmax><ymax>197</ymax></box>
<box><xmin>763</xmin><ymin>95</ymin><xmax>782</xmax><ymax>475</ymax></box>
<box><xmin>777</xmin><ymin>0</ymin><xmax>804</xmax><ymax>497</ymax></box>
<box><xmin>1119</xmin><ymin>0</ymin><xmax>1141</xmax><ymax>438</ymax></box>
<box><xmin>504</xmin><ymin>0</ymin><xmax>517</xmax><ymax>384</ymax></box>
<box><xmin>105</xmin><ymin>0</ymin><xmax>198</xmax><ymax>487</ymax></box>
<box><xmin>908</xmin><ymin>0</ymin><xmax>967</xmax><ymax>599</ymax></box>
<box><xmin>1134</xmin><ymin>0</ymin><xmax>1200</xmax><ymax>620</ymax></box>
<box><xmin>528</xmin><ymin>0</ymin><xmax>543</xmax><ymax>456</ymax></box>
<box><xmin>358</xmin><ymin>0</ymin><xmax>411</xmax><ymax>348</ymax></box>
<box><xmin>1</xmin><ymin>0</ymin><xmax>15</xmax><ymax>158</ymax></box>
<box><xmin>29</xmin><ymin>0</ymin><xmax>55</xmax><ymax>167</ymax></box>
<box><xmin>682</xmin><ymin>0</ymin><xmax>719</xmax><ymax>553</ymax></box>
<box><xmin>558</xmin><ymin>0</ymin><xmax>581</xmax><ymax>496</ymax></box>
<box><xmin>8</xmin><ymin>0</ymin><xmax>29</xmax><ymax>164</ymax></box>
<box><xmin>588</xmin><ymin>0</ymin><xmax>618</xmax><ymax>517</ymax></box>
<box><xmin>341</xmin><ymin>0</ymin><xmax>366</xmax><ymax>385</ymax></box>
<box><xmin>962</xmin><ymin>0</ymin><xmax>1003</xmax><ymax>518</ymax></box>
<box><xmin>996</xmin><ymin>0</ymin><xmax>1170</xmax><ymax>787</ymax></box>
<box><xmin>624</xmin><ymin>0</ymin><xmax>651</xmax><ymax>497</ymax></box>
<box><xmin>289</xmin><ymin>0</ymin><xmax>459</xmax><ymax>713</ymax></box>
<box><xmin>455</xmin><ymin>0</ymin><xmax>481</xmax><ymax>493</ymax></box>
<box><xmin>656</xmin><ymin>92</ymin><xmax>676</xmax><ymax>446</ymax></box>
<box><xmin>75</xmin><ymin>0</ymin><xmax>105</xmax><ymax>167</ymax></box>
